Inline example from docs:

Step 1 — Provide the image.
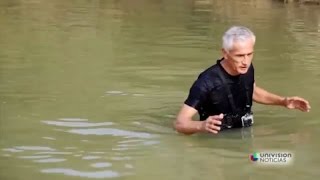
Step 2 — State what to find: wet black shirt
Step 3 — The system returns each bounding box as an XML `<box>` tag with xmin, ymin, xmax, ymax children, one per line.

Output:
<box><xmin>184</xmin><ymin>59</ymin><xmax>255</xmax><ymax>120</ymax></box>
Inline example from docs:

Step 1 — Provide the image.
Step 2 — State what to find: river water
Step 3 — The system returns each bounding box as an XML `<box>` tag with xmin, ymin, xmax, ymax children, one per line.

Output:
<box><xmin>1</xmin><ymin>0</ymin><xmax>320</xmax><ymax>179</ymax></box>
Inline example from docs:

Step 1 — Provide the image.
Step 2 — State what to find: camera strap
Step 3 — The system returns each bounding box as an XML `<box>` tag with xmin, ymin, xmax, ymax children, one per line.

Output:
<box><xmin>217</xmin><ymin>67</ymin><xmax>252</xmax><ymax>113</ymax></box>
<box><xmin>244</xmin><ymin>84</ymin><xmax>251</xmax><ymax>111</ymax></box>
<box><xmin>216</xmin><ymin>68</ymin><xmax>237</xmax><ymax>113</ymax></box>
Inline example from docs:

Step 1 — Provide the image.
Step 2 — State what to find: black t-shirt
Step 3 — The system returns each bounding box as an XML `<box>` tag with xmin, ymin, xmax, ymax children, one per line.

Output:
<box><xmin>184</xmin><ymin>59</ymin><xmax>255</xmax><ymax>120</ymax></box>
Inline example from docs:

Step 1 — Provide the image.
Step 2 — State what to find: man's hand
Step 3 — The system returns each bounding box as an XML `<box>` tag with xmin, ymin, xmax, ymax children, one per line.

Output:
<box><xmin>201</xmin><ymin>114</ymin><xmax>224</xmax><ymax>134</ymax></box>
<box><xmin>283</xmin><ymin>96</ymin><xmax>311</xmax><ymax>112</ymax></box>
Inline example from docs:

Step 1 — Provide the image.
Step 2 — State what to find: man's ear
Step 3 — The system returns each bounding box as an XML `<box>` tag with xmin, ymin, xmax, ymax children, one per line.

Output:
<box><xmin>222</xmin><ymin>48</ymin><xmax>228</xmax><ymax>59</ymax></box>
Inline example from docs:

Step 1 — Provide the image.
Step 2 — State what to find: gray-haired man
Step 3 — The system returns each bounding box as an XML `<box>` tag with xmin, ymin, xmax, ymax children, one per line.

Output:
<box><xmin>174</xmin><ymin>26</ymin><xmax>311</xmax><ymax>135</ymax></box>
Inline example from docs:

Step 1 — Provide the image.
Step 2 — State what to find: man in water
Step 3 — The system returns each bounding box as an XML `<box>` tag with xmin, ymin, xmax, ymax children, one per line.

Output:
<box><xmin>174</xmin><ymin>26</ymin><xmax>311</xmax><ymax>135</ymax></box>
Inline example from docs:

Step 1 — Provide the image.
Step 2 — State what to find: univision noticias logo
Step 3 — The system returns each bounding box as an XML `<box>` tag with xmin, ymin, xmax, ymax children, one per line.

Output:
<box><xmin>250</xmin><ymin>152</ymin><xmax>259</xmax><ymax>161</ymax></box>
<box><xmin>249</xmin><ymin>151</ymin><xmax>294</xmax><ymax>166</ymax></box>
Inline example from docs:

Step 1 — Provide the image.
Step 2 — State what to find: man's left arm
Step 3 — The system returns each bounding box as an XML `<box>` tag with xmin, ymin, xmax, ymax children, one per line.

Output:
<box><xmin>253</xmin><ymin>83</ymin><xmax>311</xmax><ymax>112</ymax></box>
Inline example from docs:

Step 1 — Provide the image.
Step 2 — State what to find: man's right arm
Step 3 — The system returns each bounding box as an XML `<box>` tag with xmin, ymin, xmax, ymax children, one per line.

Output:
<box><xmin>174</xmin><ymin>104</ymin><xmax>223</xmax><ymax>135</ymax></box>
<box><xmin>174</xmin><ymin>104</ymin><xmax>204</xmax><ymax>135</ymax></box>
<box><xmin>175</xmin><ymin>75</ymin><xmax>224</xmax><ymax>135</ymax></box>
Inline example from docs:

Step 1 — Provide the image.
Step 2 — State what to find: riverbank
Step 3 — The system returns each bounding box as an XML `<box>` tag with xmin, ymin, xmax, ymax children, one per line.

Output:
<box><xmin>281</xmin><ymin>0</ymin><xmax>320</xmax><ymax>5</ymax></box>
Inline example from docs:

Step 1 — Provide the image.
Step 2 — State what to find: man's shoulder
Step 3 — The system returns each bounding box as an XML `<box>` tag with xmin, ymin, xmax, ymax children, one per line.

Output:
<box><xmin>192</xmin><ymin>63</ymin><xmax>221</xmax><ymax>89</ymax></box>
<box><xmin>198</xmin><ymin>66</ymin><xmax>212</xmax><ymax>77</ymax></box>
<box><xmin>197</xmin><ymin>63</ymin><xmax>220</xmax><ymax>79</ymax></box>
<box><xmin>200</xmin><ymin>60</ymin><xmax>220</xmax><ymax>76</ymax></box>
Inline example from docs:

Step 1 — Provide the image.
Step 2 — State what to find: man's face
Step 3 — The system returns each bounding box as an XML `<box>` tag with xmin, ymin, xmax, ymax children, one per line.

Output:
<box><xmin>223</xmin><ymin>39</ymin><xmax>254</xmax><ymax>75</ymax></box>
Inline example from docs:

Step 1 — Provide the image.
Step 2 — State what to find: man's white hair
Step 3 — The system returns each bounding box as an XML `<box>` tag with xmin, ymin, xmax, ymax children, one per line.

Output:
<box><xmin>222</xmin><ymin>26</ymin><xmax>256</xmax><ymax>52</ymax></box>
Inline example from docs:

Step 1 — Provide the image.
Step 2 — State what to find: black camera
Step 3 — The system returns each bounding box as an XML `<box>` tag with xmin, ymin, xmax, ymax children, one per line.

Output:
<box><xmin>221</xmin><ymin>112</ymin><xmax>254</xmax><ymax>129</ymax></box>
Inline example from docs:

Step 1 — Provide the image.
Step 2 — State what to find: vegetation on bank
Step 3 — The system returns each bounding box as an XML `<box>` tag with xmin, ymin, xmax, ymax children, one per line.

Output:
<box><xmin>281</xmin><ymin>0</ymin><xmax>320</xmax><ymax>5</ymax></box>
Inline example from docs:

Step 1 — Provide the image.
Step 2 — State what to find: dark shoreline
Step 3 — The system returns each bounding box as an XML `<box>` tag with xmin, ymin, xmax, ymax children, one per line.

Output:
<box><xmin>278</xmin><ymin>0</ymin><xmax>320</xmax><ymax>5</ymax></box>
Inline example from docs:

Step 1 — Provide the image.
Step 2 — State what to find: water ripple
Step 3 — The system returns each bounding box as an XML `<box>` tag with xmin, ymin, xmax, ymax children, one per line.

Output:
<box><xmin>67</xmin><ymin>128</ymin><xmax>154</xmax><ymax>139</ymax></box>
<box><xmin>4</xmin><ymin>120</ymin><xmax>157</xmax><ymax>179</ymax></box>
<box><xmin>42</xmin><ymin>121</ymin><xmax>113</xmax><ymax>127</ymax></box>
<box><xmin>41</xmin><ymin>168</ymin><xmax>120</xmax><ymax>179</ymax></box>
<box><xmin>2</xmin><ymin>148</ymin><xmax>24</xmax><ymax>153</ymax></box>
<box><xmin>89</xmin><ymin>152</ymin><xmax>105</xmax><ymax>154</ymax></box>
<box><xmin>3</xmin><ymin>145</ymin><xmax>133</xmax><ymax>178</ymax></box>
<box><xmin>35</xmin><ymin>151</ymin><xmax>73</xmax><ymax>155</ymax></box>
<box><xmin>118</xmin><ymin>139</ymin><xmax>144</xmax><ymax>144</ymax></box>
<box><xmin>115</xmin><ymin>140</ymin><xmax>159</xmax><ymax>147</ymax></box>
<box><xmin>111</xmin><ymin>147</ymin><xmax>131</xmax><ymax>151</ymax></box>
<box><xmin>105</xmin><ymin>90</ymin><xmax>123</xmax><ymax>95</ymax></box>
<box><xmin>58</xmin><ymin>118</ymin><xmax>88</xmax><ymax>122</ymax></box>
<box><xmin>104</xmin><ymin>90</ymin><xmax>144</xmax><ymax>97</ymax></box>
<box><xmin>34</xmin><ymin>158</ymin><xmax>66</xmax><ymax>163</ymax></box>
<box><xmin>19</xmin><ymin>155</ymin><xmax>52</xmax><ymax>159</ymax></box>
<box><xmin>64</xmin><ymin>147</ymin><xmax>77</xmax><ymax>150</ymax></box>
<box><xmin>15</xmin><ymin>146</ymin><xmax>55</xmax><ymax>151</ymax></box>
<box><xmin>111</xmin><ymin>156</ymin><xmax>131</xmax><ymax>161</ymax></box>
<box><xmin>90</xmin><ymin>162</ymin><xmax>112</xmax><ymax>168</ymax></box>
<box><xmin>42</xmin><ymin>137</ymin><xmax>56</xmax><ymax>140</ymax></box>
<box><xmin>124</xmin><ymin>164</ymin><xmax>133</xmax><ymax>169</ymax></box>
<box><xmin>82</xmin><ymin>156</ymin><xmax>101</xmax><ymax>160</ymax></box>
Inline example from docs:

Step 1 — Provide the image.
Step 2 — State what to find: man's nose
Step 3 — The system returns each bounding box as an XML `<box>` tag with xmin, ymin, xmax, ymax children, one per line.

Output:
<box><xmin>242</xmin><ymin>55</ymin><xmax>249</xmax><ymax>64</ymax></box>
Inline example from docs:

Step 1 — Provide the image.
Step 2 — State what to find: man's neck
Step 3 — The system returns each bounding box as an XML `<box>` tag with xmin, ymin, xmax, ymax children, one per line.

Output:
<box><xmin>220</xmin><ymin>59</ymin><xmax>240</xmax><ymax>76</ymax></box>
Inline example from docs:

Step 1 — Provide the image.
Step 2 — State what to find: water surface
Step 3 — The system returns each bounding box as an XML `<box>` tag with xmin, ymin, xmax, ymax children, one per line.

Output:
<box><xmin>1</xmin><ymin>0</ymin><xmax>320</xmax><ymax>179</ymax></box>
